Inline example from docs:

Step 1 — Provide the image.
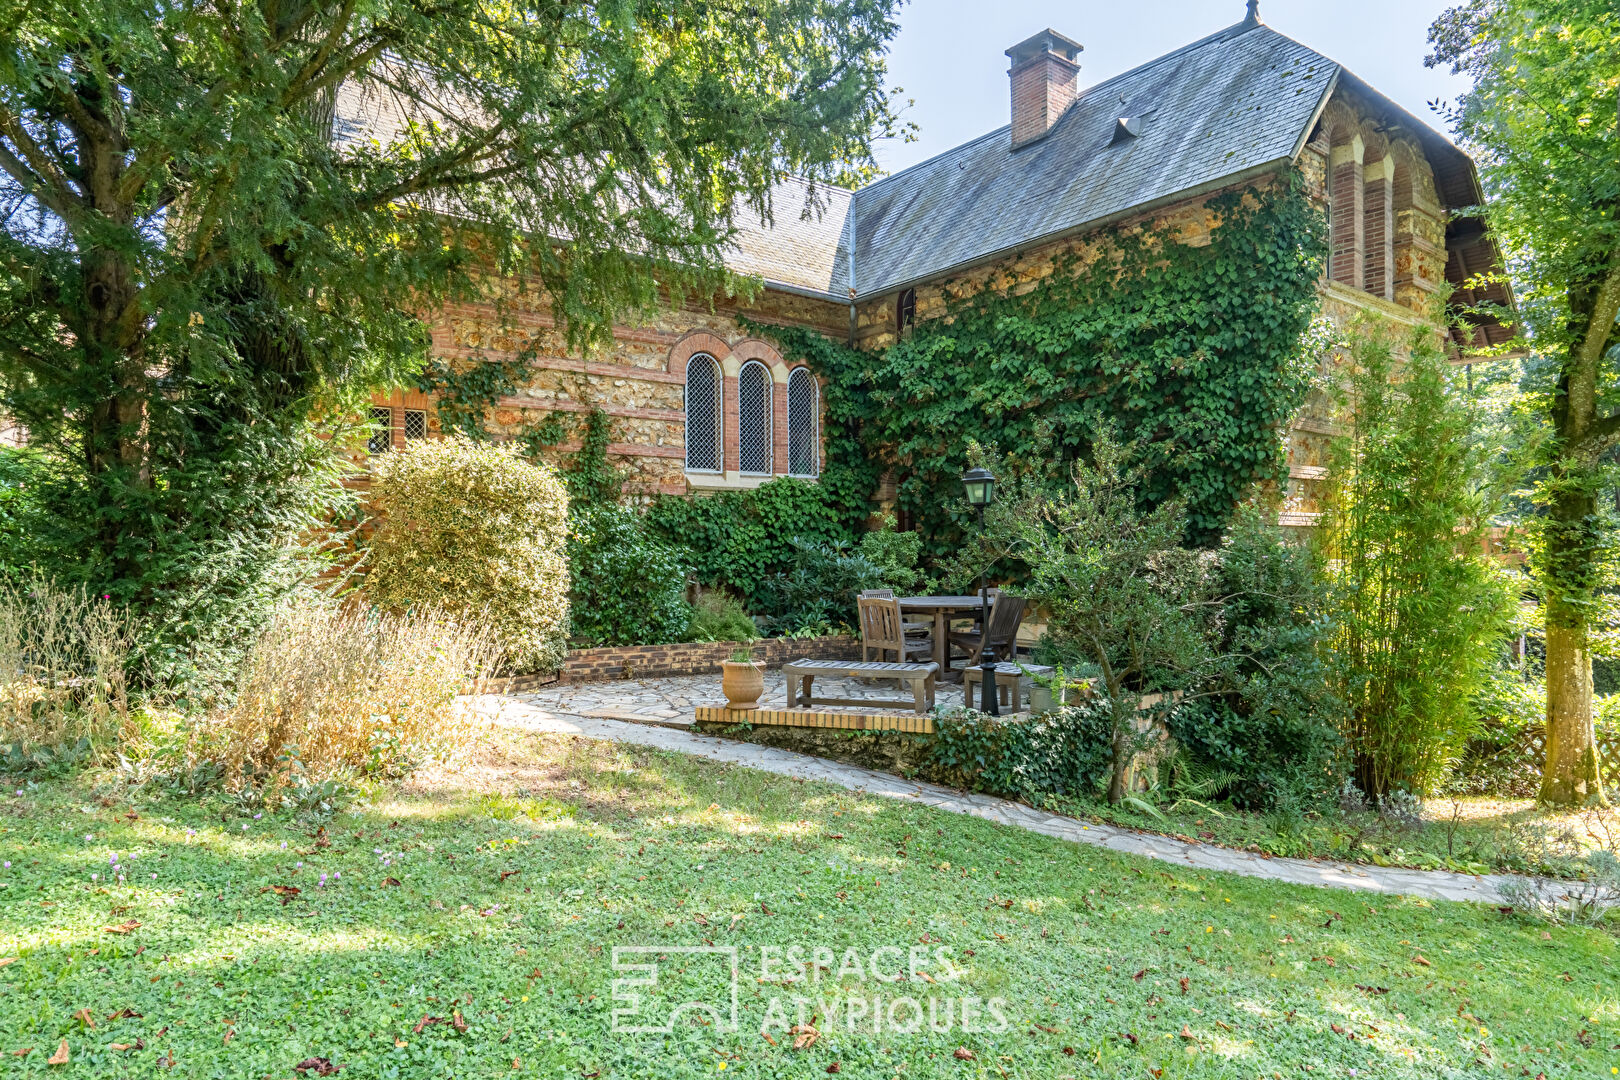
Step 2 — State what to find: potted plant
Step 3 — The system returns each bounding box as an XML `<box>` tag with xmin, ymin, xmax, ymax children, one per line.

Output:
<box><xmin>720</xmin><ymin>647</ymin><xmax>765</xmax><ymax>711</ymax></box>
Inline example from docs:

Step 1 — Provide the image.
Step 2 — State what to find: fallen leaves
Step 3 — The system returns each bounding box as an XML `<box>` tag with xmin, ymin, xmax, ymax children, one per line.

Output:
<box><xmin>72</xmin><ymin>1009</ymin><xmax>95</xmax><ymax>1028</ymax></box>
<box><xmin>382</xmin><ymin>877</ymin><xmax>402</xmax><ymax>887</ymax></box>
<box><xmin>1356</xmin><ymin>984</ymin><xmax>1390</xmax><ymax>995</ymax></box>
<box><xmin>952</xmin><ymin>1046</ymin><xmax>975</xmax><ymax>1060</ymax></box>
<box><xmin>0</xmin><ymin>957</ymin><xmax>16</xmax><ymax>967</ymax></box>
<box><xmin>293</xmin><ymin>1057</ymin><xmax>343</xmax><ymax>1075</ymax></box>
<box><xmin>109</xmin><ymin>1040</ymin><xmax>143</xmax><ymax>1052</ymax></box>
<box><xmin>101</xmin><ymin>919</ymin><xmax>141</xmax><ymax>935</ymax></box>
<box><xmin>106</xmin><ymin>1008</ymin><xmax>142</xmax><ymax>1021</ymax></box>
<box><xmin>1411</xmin><ymin>954</ymin><xmax>1431</xmax><ymax>967</ymax></box>
<box><xmin>412</xmin><ymin>1015</ymin><xmax>441</xmax><ymax>1034</ymax></box>
<box><xmin>499</xmin><ymin>870</ymin><xmax>521</xmax><ymax>883</ymax></box>
<box><xmin>788</xmin><ymin>1024</ymin><xmax>819</xmax><ymax>1050</ymax></box>
<box><xmin>48</xmin><ymin>1040</ymin><xmax>69</xmax><ymax>1066</ymax></box>
<box><xmin>1178</xmin><ymin>976</ymin><xmax>1190</xmax><ymax>994</ymax></box>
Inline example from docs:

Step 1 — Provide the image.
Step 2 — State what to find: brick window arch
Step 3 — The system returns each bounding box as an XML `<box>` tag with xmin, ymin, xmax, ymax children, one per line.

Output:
<box><xmin>737</xmin><ymin>360</ymin><xmax>773</xmax><ymax>475</ymax></box>
<box><xmin>787</xmin><ymin>367</ymin><xmax>819</xmax><ymax>478</ymax></box>
<box><xmin>685</xmin><ymin>352</ymin><xmax>722</xmax><ymax>473</ymax></box>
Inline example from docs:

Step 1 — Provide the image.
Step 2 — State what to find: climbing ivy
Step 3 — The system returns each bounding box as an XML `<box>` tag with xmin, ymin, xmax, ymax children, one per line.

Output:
<box><xmin>756</xmin><ymin>172</ymin><xmax>1327</xmax><ymax>552</ymax></box>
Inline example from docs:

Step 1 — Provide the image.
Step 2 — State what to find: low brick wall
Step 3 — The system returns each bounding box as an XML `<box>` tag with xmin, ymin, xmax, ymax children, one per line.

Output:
<box><xmin>561</xmin><ymin>635</ymin><xmax>860</xmax><ymax>683</ymax></box>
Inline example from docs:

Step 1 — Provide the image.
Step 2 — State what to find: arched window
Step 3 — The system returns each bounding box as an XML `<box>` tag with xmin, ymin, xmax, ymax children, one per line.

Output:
<box><xmin>737</xmin><ymin>360</ymin><xmax>773</xmax><ymax>475</ymax></box>
<box><xmin>685</xmin><ymin>353</ymin><xmax>722</xmax><ymax>472</ymax></box>
<box><xmin>896</xmin><ymin>288</ymin><xmax>916</xmax><ymax>335</ymax></box>
<box><xmin>787</xmin><ymin>367</ymin><xmax>819</xmax><ymax>478</ymax></box>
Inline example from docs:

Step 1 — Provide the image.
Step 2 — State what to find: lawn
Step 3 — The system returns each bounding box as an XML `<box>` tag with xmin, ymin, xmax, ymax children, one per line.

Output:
<box><xmin>1047</xmin><ymin>790</ymin><xmax>1620</xmax><ymax>879</ymax></box>
<box><xmin>1</xmin><ymin>729</ymin><xmax>1616</xmax><ymax>1079</ymax></box>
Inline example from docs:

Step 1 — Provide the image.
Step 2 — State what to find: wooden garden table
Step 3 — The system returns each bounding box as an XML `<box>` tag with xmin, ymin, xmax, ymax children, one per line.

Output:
<box><xmin>896</xmin><ymin>595</ymin><xmax>987</xmax><ymax>677</ymax></box>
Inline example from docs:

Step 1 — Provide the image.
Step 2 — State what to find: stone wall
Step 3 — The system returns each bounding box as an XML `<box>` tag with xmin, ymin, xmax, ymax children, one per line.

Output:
<box><xmin>560</xmin><ymin>634</ymin><xmax>861</xmax><ymax>683</ymax></box>
<box><xmin>375</xmin><ymin>283</ymin><xmax>845</xmax><ymax>496</ymax></box>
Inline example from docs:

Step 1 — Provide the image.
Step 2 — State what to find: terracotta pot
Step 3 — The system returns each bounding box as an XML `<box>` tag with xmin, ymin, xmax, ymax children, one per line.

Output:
<box><xmin>720</xmin><ymin>660</ymin><xmax>766</xmax><ymax>710</ymax></box>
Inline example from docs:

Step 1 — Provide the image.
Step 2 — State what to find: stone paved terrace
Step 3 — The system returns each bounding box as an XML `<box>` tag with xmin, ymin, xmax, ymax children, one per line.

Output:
<box><xmin>513</xmin><ymin>672</ymin><xmax>976</xmax><ymax>727</ymax></box>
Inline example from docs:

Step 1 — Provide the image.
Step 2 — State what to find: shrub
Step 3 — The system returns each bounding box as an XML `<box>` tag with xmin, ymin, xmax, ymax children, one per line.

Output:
<box><xmin>645</xmin><ymin>478</ymin><xmax>847</xmax><ymax>604</ymax></box>
<box><xmin>687</xmin><ymin>592</ymin><xmax>758</xmax><ymax>643</ymax></box>
<box><xmin>567</xmin><ymin>504</ymin><xmax>690</xmax><ymax>647</ymax></box>
<box><xmin>0</xmin><ymin>576</ymin><xmax>132</xmax><ymax>763</ymax></box>
<box><xmin>1319</xmin><ymin>325</ymin><xmax>1518</xmax><ymax>795</ymax></box>
<box><xmin>753</xmin><ymin>536</ymin><xmax>886</xmax><ymax>634</ymax></box>
<box><xmin>928</xmin><ymin>702</ymin><xmax>1113</xmax><ymax>801</ymax></box>
<box><xmin>1167</xmin><ymin>507</ymin><xmax>1345</xmax><ymax>809</ymax></box>
<box><xmin>365</xmin><ymin>437</ymin><xmax>570</xmax><ymax>672</ymax></box>
<box><xmin>194</xmin><ymin>600</ymin><xmax>499</xmax><ymax>791</ymax></box>
<box><xmin>859</xmin><ymin>515</ymin><xmax>930</xmax><ymax>594</ymax></box>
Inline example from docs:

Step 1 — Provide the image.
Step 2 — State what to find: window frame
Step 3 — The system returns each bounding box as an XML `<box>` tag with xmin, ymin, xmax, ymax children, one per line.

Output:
<box><xmin>786</xmin><ymin>366</ymin><xmax>819</xmax><ymax>479</ymax></box>
<box><xmin>736</xmin><ymin>359</ymin><xmax>774</xmax><ymax>476</ymax></box>
<box><xmin>684</xmin><ymin>352</ymin><xmax>724</xmax><ymax>474</ymax></box>
<box><xmin>367</xmin><ymin>406</ymin><xmax>393</xmax><ymax>455</ymax></box>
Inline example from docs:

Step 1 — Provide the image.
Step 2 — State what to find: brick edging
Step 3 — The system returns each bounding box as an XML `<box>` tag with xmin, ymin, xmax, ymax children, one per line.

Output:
<box><xmin>560</xmin><ymin>635</ymin><xmax>860</xmax><ymax>683</ymax></box>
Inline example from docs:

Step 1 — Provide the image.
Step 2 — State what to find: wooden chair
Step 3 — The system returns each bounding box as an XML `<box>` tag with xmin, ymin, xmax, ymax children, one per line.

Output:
<box><xmin>860</xmin><ymin>589</ymin><xmax>928</xmax><ymax>636</ymax></box>
<box><xmin>859</xmin><ymin>596</ymin><xmax>933</xmax><ymax>665</ymax></box>
<box><xmin>948</xmin><ymin>594</ymin><xmax>1026</xmax><ymax>668</ymax></box>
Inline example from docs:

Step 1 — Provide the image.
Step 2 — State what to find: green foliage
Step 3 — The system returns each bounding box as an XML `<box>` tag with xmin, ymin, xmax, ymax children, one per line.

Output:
<box><xmin>0</xmin><ymin>0</ymin><xmax>904</xmax><ymax>682</ymax></box>
<box><xmin>645</xmin><ymin>478</ymin><xmax>849</xmax><ymax>604</ymax></box>
<box><xmin>755</xmin><ymin>177</ymin><xmax>1326</xmax><ymax>553</ymax></box>
<box><xmin>1429</xmin><ymin>0</ymin><xmax>1620</xmax><ymax>804</ymax></box>
<box><xmin>858</xmin><ymin>516</ymin><xmax>931</xmax><ymax>595</ymax></box>
<box><xmin>753</xmin><ymin>537</ymin><xmax>885</xmax><ymax>634</ymax></box>
<box><xmin>928</xmin><ymin>702</ymin><xmax>1114</xmax><ymax>802</ymax></box>
<box><xmin>1168</xmin><ymin>508</ymin><xmax>1345</xmax><ymax>810</ymax></box>
<box><xmin>1320</xmin><ymin>326</ymin><xmax>1519</xmax><ymax>796</ymax></box>
<box><xmin>686</xmin><ymin>592</ymin><xmax>759</xmax><ymax>644</ymax></box>
<box><xmin>363</xmin><ymin>438</ymin><xmax>570</xmax><ymax>672</ymax></box>
<box><xmin>565</xmin><ymin>504</ymin><xmax>690</xmax><ymax>649</ymax></box>
<box><xmin>988</xmin><ymin>433</ymin><xmax>1212</xmax><ymax>803</ymax></box>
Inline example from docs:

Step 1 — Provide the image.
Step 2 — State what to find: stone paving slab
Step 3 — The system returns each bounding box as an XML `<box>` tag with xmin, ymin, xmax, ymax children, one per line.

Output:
<box><xmin>517</xmin><ymin>671</ymin><xmax>977</xmax><ymax>727</ymax></box>
<box><xmin>469</xmin><ymin>693</ymin><xmax>1518</xmax><ymax>906</ymax></box>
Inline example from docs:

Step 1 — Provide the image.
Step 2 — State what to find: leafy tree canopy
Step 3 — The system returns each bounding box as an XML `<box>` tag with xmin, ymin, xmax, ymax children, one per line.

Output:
<box><xmin>0</xmin><ymin>0</ymin><xmax>905</xmax><ymax>678</ymax></box>
<box><xmin>1429</xmin><ymin>0</ymin><xmax>1620</xmax><ymax>804</ymax></box>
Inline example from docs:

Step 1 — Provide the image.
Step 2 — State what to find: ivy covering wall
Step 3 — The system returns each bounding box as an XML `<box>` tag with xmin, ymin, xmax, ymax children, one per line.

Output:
<box><xmin>756</xmin><ymin>173</ymin><xmax>1329</xmax><ymax>550</ymax></box>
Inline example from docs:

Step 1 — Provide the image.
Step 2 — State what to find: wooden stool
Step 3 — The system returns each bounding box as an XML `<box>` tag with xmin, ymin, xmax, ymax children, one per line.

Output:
<box><xmin>961</xmin><ymin>662</ymin><xmax>1054</xmax><ymax>711</ymax></box>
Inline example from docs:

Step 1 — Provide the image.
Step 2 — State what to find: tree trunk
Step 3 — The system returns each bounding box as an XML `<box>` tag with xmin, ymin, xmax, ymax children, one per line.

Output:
<box><xmin>1541</xmin><ymin>618</ymin><xmax>1608</xmax><ymax>806</ymax></box>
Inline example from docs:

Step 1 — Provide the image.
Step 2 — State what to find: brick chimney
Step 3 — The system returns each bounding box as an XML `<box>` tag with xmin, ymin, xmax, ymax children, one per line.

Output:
<box><xmin>1006</xmin><ymin>29</ymin><xmax>1084</xmax><ymax>151</ymax></box>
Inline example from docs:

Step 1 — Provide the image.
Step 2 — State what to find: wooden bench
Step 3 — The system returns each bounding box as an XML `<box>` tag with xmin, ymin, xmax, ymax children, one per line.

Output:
<box><xmin>782</xmin><ymin>658</ymin><xmax>939</xmax><ymax>715</ymax></box>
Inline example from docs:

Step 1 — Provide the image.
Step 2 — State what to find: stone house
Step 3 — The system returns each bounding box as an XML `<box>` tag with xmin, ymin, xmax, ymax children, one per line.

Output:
<box><xmin>358</xmin><ymin>6</ymin><xmax>1511</xmax><ymax>519</ymax></box>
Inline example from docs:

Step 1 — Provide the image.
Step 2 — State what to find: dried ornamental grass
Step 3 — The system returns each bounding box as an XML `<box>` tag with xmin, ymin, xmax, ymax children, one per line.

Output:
<box><xmin>0</xmin><ymin>577</ymin><xmax>131</xmax><ymax>753</ymax></box>
<box><xmin>206</xmin><ymin>601</ymin><xmax>499</xmax><ymax>784</ymax></box>
<box><xmin>364</xmin><ymin>437</ymin><xmax>570</xmax><ymax>673</ymax></box>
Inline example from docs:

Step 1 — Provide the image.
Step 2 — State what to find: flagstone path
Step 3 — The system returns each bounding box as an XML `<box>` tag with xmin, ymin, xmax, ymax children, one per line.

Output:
<box><xmin>468</xmin><ymin>675</ymin><xmax>1522</xmax><ymax>906</ymax></box>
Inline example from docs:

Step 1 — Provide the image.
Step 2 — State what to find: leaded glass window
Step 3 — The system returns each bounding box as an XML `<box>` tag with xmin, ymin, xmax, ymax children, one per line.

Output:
<box><xmin>368</xmin><ymin>407</ymin><xmax>393</xmax><ymax>454</ymax></box>
<box><xmin>787</xmin><ymin>368</ymin><xmax>818</xmax><ymax>477</ymax></box>
<box><xmin>685</xmin><ymin>353</ymin><xmax>722</xmax><ymax>472</ymax></box>
<box><xmin>404</xmin><ymin>409</ymin><xmax>427</xmax><ymax>441</ymax></box>
<box><xmin>738</xmin><ymin>361</ymin><xmax>772</xmax><ymax>474</ymax></box>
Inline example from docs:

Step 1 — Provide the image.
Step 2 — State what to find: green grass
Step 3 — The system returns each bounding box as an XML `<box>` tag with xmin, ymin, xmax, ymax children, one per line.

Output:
<box><xmin>1046</xmin><ymin>790</ymin><xmax>1620</xmax><ymax>879</ymax></box>
<box><xmin>1</xmin><ymin>731</ymin><xmax>1616</xmax><ymax>1079</ymax></box>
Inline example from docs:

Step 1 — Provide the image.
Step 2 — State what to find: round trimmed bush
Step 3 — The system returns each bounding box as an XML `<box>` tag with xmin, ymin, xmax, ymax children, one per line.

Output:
<box><xmin>364</xmin><ymin>437</ymin><xmax>570</xmax><ymax>672</ymax></box>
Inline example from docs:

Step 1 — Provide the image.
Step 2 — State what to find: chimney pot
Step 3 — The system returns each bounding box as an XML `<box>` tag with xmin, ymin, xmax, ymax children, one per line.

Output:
<box><xmin>1006</xmin><ymin>29</ymin><xmax>1083</xmax><ymax>150</ymax></box>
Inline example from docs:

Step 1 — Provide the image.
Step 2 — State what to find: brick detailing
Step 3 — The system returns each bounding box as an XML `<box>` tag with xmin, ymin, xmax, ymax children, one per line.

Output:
<box><xmin>1330</xmin><ymin>157</ymin><xmax>1365</xmax><ymax>288</ymax></box>
<box><xmin>1363</xmin><ymin>161</ymin><xmax>1395</xmax><ymax>301</ymax></box>
<box><xmin>694</xmin><ymin>704</ymin><xmax>935</xmax><ymax>734</ymax></box>
<box><xmin>560</xmin><ymin>635</ymin><xmax>861</xmax><ymax>683</ymax></box>
<box><xmin>1009</xmin><ymin>50</ymin><xmax>1080</xmax><ymax>151</ymax></box>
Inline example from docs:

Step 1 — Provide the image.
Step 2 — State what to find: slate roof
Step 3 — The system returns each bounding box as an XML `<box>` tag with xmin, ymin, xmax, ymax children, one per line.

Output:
<box><xmin>724</xmin><ymin>177</ymin><xmax>852</xmax><ymax>297</ymax></box>
<box><xmin>849</xmin><ymin>19</ymin><xmax>1334</xmax><ymax>295</ymax></box>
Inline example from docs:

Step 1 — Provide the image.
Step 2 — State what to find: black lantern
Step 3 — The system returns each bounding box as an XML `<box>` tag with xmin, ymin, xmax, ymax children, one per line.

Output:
<box><xmin>961</xmin><ymin>466</ymin><xmax>997</xmax><ymax>508</ymax></box>
<box><xmin>961</xmin><ymin>465</ymin><xmax>1000</xmax><ymax>715</ymax></box>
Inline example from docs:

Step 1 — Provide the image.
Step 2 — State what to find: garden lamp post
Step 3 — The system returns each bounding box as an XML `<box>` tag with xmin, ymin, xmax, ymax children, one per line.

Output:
<box><xmin>961</xmin><ymin>466</ymin><xmax>999</xmax><ymax>716</ymax></box>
